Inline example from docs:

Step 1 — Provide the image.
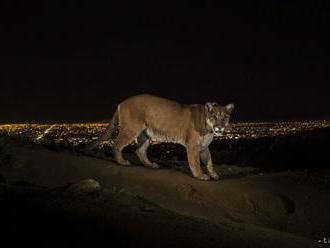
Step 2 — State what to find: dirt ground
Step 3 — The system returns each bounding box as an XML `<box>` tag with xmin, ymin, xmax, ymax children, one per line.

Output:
<box><xmin>0</xmin><ymin>138</ymin><xmax>329</xmax><ymax>247</ymax></box>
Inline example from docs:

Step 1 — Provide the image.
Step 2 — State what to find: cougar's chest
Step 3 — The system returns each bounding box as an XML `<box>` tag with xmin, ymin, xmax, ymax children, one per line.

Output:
<box><xmin>200</xmin><ymin>133</ymin><xmax>214</xmax><ymax>150</ymax></box>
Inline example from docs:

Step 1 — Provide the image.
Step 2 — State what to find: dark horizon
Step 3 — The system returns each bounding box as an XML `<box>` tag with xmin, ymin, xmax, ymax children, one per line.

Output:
<box><xmin>1</xmin><ymin>1</ymin><xmax>329</xmax><ymax>123</ymax></box>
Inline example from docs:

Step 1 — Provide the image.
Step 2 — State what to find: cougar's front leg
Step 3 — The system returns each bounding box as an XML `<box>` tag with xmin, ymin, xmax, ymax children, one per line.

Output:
<box><xmin>200</xmin><ymin>148</ymin><xmax>219</xmax><ymax>180</ymax></box>
<box><xmin>186</xmin><ymin>144</ymin><xmax>210</xmax><ymax>181</ymax></box>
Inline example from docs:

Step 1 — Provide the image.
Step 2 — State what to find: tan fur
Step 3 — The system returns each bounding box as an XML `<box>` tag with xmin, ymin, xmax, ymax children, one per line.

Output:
<box><xmin>87</xmin><ymin>94</ymin><xmax>234</xmax><ymax>181</ymax></box>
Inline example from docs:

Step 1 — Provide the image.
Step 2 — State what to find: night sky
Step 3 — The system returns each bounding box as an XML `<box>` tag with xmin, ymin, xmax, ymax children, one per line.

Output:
<box><xmin>0</xmin><ymin>1</ymin><xmax>329</xmax><ymax>123</ymax></box>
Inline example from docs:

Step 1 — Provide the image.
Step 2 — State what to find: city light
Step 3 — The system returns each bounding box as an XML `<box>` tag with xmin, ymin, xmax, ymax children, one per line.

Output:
<box><xmin>0</xmin><ymin>121</ymin><xmax>329</xmax><ymax>148</ymax></box>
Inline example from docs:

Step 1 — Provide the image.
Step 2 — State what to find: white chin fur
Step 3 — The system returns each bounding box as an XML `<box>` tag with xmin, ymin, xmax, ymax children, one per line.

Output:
<box><xmin>214</xmin><ymin>127</ymin><xmax>224</xmax><ymax>132</ymax></box>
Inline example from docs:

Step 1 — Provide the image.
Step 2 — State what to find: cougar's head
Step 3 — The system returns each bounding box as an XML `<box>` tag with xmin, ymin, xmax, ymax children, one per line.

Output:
<box><xmin>205</xmin><ymin>102</ymin><xmax>234</xmax><ymax>134</ymax></box>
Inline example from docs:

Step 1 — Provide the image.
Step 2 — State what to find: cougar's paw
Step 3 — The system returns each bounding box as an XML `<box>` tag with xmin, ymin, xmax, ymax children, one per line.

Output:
<box><xmin>149</xmin><ymin>163</ymin><xmax>160</xmax><ymax>169</ymax></box>
<box><xmin>117</xmin><ymin>160</ymin><xmax>131</xmax><ymax>166</ymax></box>
<box><xmin>196</xmin><ymin>174</ymin><xmax>211</xmax><ymax>181</ymax></box>
<box><xmin>210</xmin><ymin>172</ymin><xmax>220</xmax><ymax>180</ymax></box>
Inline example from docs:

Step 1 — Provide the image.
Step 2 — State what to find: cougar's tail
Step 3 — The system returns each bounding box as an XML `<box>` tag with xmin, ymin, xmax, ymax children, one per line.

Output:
<box><xmin>85</xmin><ymin>109</ymin><xmax>119</xmax><ymax>151</ymax></box>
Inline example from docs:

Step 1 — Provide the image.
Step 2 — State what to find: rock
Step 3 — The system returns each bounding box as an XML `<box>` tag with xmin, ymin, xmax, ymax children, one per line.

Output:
<box><xmin>66</xmin><ymin>179</ymin><xmax>102</xmax><ymax>193</ymax></box>
<box><xmin>245</xmin><ymin>191</ymin><xmax>295</xmax><ymax>218</ymax></box>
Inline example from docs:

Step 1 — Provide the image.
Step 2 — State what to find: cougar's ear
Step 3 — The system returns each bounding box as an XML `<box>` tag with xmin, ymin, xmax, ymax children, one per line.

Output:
<box><xmin>205</xmin><ymin>102</ymin><xmax>214</xmax><ymax>113</ymax></box>
<box><xmin>225</xmin><ymin>103</ymin><xmax>235</xmax><ymax>114</ymax></box>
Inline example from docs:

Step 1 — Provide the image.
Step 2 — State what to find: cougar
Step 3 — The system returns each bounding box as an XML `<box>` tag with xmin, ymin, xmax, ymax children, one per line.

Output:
<box><xmin>86</xmin><ymin>94</ymin><xmax>234</xmax><ymax>181</ymax></box>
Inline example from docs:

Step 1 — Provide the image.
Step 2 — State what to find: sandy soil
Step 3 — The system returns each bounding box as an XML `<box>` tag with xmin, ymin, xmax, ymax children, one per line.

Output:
<box><xmin>0</xmin><ymin>138</ymin><xmax>329</xmax><ymax>247</ymax></box>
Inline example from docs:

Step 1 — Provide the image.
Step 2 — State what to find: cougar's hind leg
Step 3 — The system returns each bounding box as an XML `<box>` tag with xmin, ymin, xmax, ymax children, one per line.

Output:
<box><xmin>113</xmin><ymin>125</ymin><xmax>144</xmax><ymax>166</ymax></box>
<box><xmin>136</xmin><ymin>131</ymin><xmax>159</xmax><ymax>169</ymax></box>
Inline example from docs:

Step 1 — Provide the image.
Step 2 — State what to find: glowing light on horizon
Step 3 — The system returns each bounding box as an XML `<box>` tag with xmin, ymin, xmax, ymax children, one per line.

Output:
<box><xmin>0</xmin><ymin>121</ymin><xmax>329</xmax><ymax>148</ymax></box>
